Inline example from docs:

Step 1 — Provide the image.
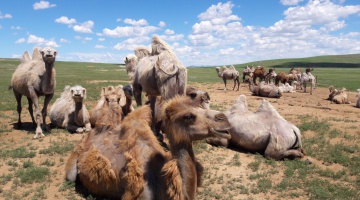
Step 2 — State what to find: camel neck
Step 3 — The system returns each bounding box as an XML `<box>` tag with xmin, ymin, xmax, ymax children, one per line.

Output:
<box><xmin>170</xmin><ymin>143</ymin><xmax>197</xmax><ymax>200</ymax></box>
<box><xmin>74</xmin><ymin>102</ymin><xmax>84</xmax><ymax>126</ymax></box>
<box><xmin>42</xmin><ymin>62</ymin><xmax>55</xmax><ymax>93</ymax></box>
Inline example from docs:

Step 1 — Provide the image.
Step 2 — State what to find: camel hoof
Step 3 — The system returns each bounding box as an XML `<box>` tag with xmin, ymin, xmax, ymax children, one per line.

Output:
<box><xmin>34</xmin><ymin>133</ymin><xmax>45</xmax><ymax>139</ymax></box>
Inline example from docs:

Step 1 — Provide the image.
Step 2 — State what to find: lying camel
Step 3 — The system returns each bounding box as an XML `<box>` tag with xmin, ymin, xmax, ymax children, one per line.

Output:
<box><xmin>327</xmin><ymin>86</ymin><xmax>351</xmax><ymax>104</ymax></box>
<box><xmin>278</xmin><ymin>83</ymin><xmax>296</xmax><ymax>93</ymax></box>
<box><xmin>49</xmin><ymin>85</ymin><xmax>91</xmax><ymax>133</ymax></box>
<box><xmin>215</xmin><ymin>65</ymin><xmax>240</xmax><ymax>91</ymax></box>
<box><xmin>249</xmin><ymin>81</ymin><xmax>282</xmax><ymax>98</ymax></box>
<box><xmin>207</xmin><ymin>95</ymin><xmax>305</xmax><ymax>160</ymax></box>
<box><xmin>65</xmin><ymin>95</ymin><xmax>231</xmax><ymax>199</ymax></box>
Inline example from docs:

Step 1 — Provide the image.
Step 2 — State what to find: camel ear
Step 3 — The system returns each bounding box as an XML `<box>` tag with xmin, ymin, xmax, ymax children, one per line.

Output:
<box><xmin>125</xmin><ymin>57</ymin><xmax>128</xmax><ymax>62</ymax></box>
<box><xmin>101</xmin><ymin>87</ymin><xmax>106</xmax><ymax>96</ymax></box>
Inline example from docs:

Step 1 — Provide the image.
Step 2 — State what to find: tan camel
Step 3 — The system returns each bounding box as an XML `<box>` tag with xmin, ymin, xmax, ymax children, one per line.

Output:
<box><xmin>242</xmin><ymin>65</ymin><xmax>255</xmax><ymax>82</ymax></box>
<box><xmin>89</xmin><ymin>85</ymin><xmax>127</xmax><ymax>127</ymax></box>
<box><xmin>132</xmin><ymin>35</ymin><xmax>187</xmax><ymax>136</ymax></box>
<box><xmin>249</xmin><ymin>81</ymin><xmax>282</xmax><ymax>98</ymax></box>
<box><xmin>215</xmin><ymin>65</ymin><xmax>240</xmax><ymax>91</ymax></box>
<box><xmin>10</xmin><ymin>47</ymin><xmax>57</xmax><ymax>138</ymax></box>
<box><xmin>327</xmin><ymin>86</ymin><xmax>351</xmax><ymax>104</ymax></box>
<box><xmin>300</xmin><ymin>70</ymin><xmax>316</xmax><ymax>95</ymax></box>
<box><xmin>252</xmin><ymin>66</ymin><xmax>267</xmax><ymax>85</ymax></box>
<box><xmin>207</xmin><ymin>95</ymin><xmax>305</xmax><ymax>160</ymax></box>
<box><xmin>65</xmin><ymin>95</ymin><xmax>231</xmax><ymax>199</ymax></box>
<box><xmin>49</xmin><ymin>85</ymin><xmax>91</xmax><ymax>133</ymax></box>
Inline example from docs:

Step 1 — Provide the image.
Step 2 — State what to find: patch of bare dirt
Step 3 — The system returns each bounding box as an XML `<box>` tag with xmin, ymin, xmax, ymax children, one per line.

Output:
<box><xmin>0</xmin><ymin>82</ymin><xmax>359</xmax><ymax>199</ymax></box>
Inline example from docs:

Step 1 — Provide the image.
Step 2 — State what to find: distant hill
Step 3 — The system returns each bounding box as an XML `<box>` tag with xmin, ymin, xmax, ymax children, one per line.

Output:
<box><xmin>233</xmin><ymin>53</ymin><xmax>360</xmax><ymax>69</ymax></box>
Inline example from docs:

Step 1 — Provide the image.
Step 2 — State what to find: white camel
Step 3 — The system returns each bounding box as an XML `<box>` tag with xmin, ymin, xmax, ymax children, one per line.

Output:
<box><xmin>50</xmin><ymin>85</ymin><xmax>91</xmax><ymax>133</ymax></box>
<box><xmin>10</xmin><ymin>47</ymin><xmax>57</xmax><ymax>138</ymax></box>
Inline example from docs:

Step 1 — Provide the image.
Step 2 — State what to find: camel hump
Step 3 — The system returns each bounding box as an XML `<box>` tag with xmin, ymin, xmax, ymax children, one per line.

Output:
<box><xmin>32</xmin><ymin>47</ymin><xmax>42</xmax><ymax>61</ymax></box>
<box><xmin>256</xmin><ymin>99</ymin><xmax>279</xmax><ymax>116</ymax></box>
<box><xmin>229</xmin><ymin>65</ymin><xmax>236</xmax><ymax>70</ymax></box>
<box><xmin>134</xmin><ymin>46</ymin><xmax>150</xmax><ymax>59</ymax></box>
<box><xmin>21</xmin><ymin>51</ymin><xmax>31</xmax><ymax>63</ymax></box>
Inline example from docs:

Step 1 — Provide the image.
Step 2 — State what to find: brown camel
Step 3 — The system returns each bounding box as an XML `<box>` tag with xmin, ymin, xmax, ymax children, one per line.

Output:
<box><xmin>49</xmin><ymin>85</ymin><xmax>91</xmax><ymax>133</ymax></box>
<box><xmin>10</xmin><ymin>47</ymin><xmax>57</xmax><ymax>138</ymax></box>
<box><xmin>275</xmin><ymin>71</ymin><xmax>290</xmax><ymax>86</ymax></box>
<box><xmin>89</xmin><ymin>85</ymin><xmax>127</xmax><ymax>127</ymax></box>
<box><xmin>65</xmin><ymin>95</ymin><xmax>231</xmax><ymax>199</ymax></box>
<box><xmin>252</xmin><ymin>66</ymin><xmax>267</xmax><ymax>85</ymax></box>
<box><xmin>215</xmin><ymin>65</ymin><xmax>240</xmax><ymax>91</ymax></box>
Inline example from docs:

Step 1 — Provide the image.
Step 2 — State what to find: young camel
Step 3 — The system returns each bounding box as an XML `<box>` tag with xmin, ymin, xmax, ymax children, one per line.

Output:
<box><xmin>207</xmin><ymin>95</ymin><xmax>305</xmax><ymax>160</ymax></box>
<box><xmin>49</xmin><ymin>85</ymin><xmax>91</xmax><ymax>133</ymax></box>
<box><xmin>65</xmin><ymin>95</ymin><xmax>231</xmax><ymax>199</ymax></box>
<box><xmin>215</xmin><ymin>65</ymin><xmax>240</xmax><ymax>91</ymax></box>
<box><xmin>10</xmin><ymin>47</ymin><xmax>57</xmax><ymax>138</ymax></box>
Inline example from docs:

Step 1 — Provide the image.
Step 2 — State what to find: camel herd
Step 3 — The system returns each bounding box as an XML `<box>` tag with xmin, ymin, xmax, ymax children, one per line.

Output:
<box><xmin>8</xmin><ymin>36</ymin><xmax>360</xmax><ymax>199</ymax></box>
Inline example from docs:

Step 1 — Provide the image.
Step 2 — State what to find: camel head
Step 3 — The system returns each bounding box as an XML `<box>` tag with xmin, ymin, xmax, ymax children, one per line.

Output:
<box><xmin>215</xmin><ymin>67</ymin><xmax>222</xmax><ymax>77</ymax></box>
<box><xmin>161</xmin><ymin>96</ymin><xmax>231</xmax><ymax>145</ymax></box>
<box><xmin>186</xmin><ymin>87</ymin><xmax>210</xmax><ymax>110</ymax></box>
<box><xmin>124</xmin><ymin>55</ymin><xmax>138</xmax><ymax>75</ymax></box>
<box><xmin>40</xmin><ymin>47</ymin><xmax>57</xmax><ymax>64</ymax></box>
<box><xmin>103</xmin><ymin>85</ymin><xmax>127</xmax><ymax>109</ymax></box>
<box><xmin>70</xmin><ymin>85</ymin><xmax>86</xmax><ymax>103</ymax></box>
<box><xmin>122</xmin><ymin>84</ymin><xmax>133</xmax><ymax>99</ymax></box>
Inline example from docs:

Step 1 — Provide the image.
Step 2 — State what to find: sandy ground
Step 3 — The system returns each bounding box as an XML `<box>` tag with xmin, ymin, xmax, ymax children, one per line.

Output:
<box><xmin>0</xmin><ymin>81</ymin><xmax>359</xmax><ymax>199</ymax></box>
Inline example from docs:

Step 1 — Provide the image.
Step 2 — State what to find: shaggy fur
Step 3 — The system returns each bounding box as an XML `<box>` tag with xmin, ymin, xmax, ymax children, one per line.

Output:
<box><xmin>327</xmin><ymin>86</ymin><xmax>351</xmax><ymax>104</ymax></box>
<box><xmin>249</xmin><ymin>81</ymin><xmax>282</xmax><ymax>98</ymax></box>
<box><xmin>65</xmin><ymin>95</ymin><xmax>231</xmax><ymax>199</ymax></box>
<box><xmin>49</xmin><ymin>85</ymin><xmax>91</xmax><ymax>133</ymax></box>
<box><xmin>10</xmin><ymin>47</ymin><xmax>57</xmax><ymax>138</ymax></box>
<box><xmin>207</xmin><ymin>95</ymin><xmax>305</xmax><ymax>160</ymax></box>
<box><xmin>124</xmin><ymin>46</ymin><xmax>151</xmax><ymax>81</ymax></box>
<box><xmin>215</xmin><ymin>65</ymin><xmax>240</xmax><ymax>91</ymax></box>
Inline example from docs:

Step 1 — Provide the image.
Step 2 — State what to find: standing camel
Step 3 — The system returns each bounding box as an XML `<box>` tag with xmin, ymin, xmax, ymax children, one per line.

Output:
<box><xmin>65</xmin><ymin>95</ymin><xmax>231</xmax><ymax>199</ymax></box>
<box><xmin>252</xmin><ymin>66</ymin><xmax>267</xmax><ymax>85</ymax></box>
<box><xmin>215</xmin><ymin>65</ymin><xmax>240</xmax><ymax>91</ymax></box>
<box><xmin>242</xmin><ymin>65</ymin><xmax>255</xmax><ymax>82</ymax></box>
<box><xmin>10</xmin><ymin>47</ymin><xmax>57</xmax><ymax>138</ymax></box>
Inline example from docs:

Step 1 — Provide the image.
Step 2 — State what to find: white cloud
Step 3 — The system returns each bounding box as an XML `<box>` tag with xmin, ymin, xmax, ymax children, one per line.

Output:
<box><xmin>15</xmin><ymin>38</ymin><xmax>25</xmax><ymax>44</ymax></box>
<box><xmin>198</xmin><ymin>1</ymin><xmax>240</xmax><ymax>25</ymax></box>
<box><xmin>27</xmin><ymin>34</ymin><xmax>59</xmax><ymax>47</ymax></box>
<box><xmin>113</xmin><ymin>36</ymin><xmax>151</xmax><ymax>50</ymax></box>
<box><xmin>219</xmin><ymin>48</ymin><xmax>235</xmax><ymax>55</ymax></box>
<box><xmin>159</xmin><ymin>21</ymin><xmax>166</xmax><ymax>27</ymax></box>
<box><xmin>0</xmin><ymin>12</ymin><xmax>12</xmax><ymax>19</ymax></box>
<box><xmin>124</xmin><ymin>18</ymin><xmax>148</xmax><ymax>26</ymax></box>
<box><xmin>165</xmin><ymin>29</ymin><xmax>175</xmax><ymax>35</ymax></box>
<box><xmin>102</xmin><ymin>25</ymin><xmax>158</xmax><ymax>37</ymax></box>
<box><xmin>160</xmin><ymin>34</ymin><xmax>184</xmax><ymax>41</ymax></box>
<box><xmin>280</xmin><ymin>0</ymin><xmax>304</xmax><ymax>6</ymax></box>
<box><xmin>84</xmin><ymin>37</ymin><xmax>92</xmax><ymax>41</ymax></box>
<box><xmin>55</xmin><ymin>16</ymin><xmax>76</xmax><ymax>25</ymax></box>
<box><xmin>60</xmin><ymin>38</ymin><xmax>70</xmax><ymax>43</ymax></box>
<box><xmin>116</xmin><ymin>18</ymin><xmax>121</xmax><ymax>22</ymax></box>
<box><xmin>11</xmin><ymin>26</ymin><xmax>22</xmax><ymax>30</ymax></box>
<box><xmin>95</xmin><ymin>45</ymin><xmax>106</xmax><ymax>49</ymax></box>
<box><xmin>33</xmin><ymin>1</ymin><xmax>56</xmax><ymax>10</ymax></box>
<box><xmin>0</xmin><ymin>25</ymin><xmax>2</xmax><ymax>29</ymax></box>
<box><xmin>73</xmin><ymin>20</ymin><xmax>94</xmax><ymax>33</ymax></box>
<box><xmin>98</xmin><ymin>38</ymin><xmax>105</xmax><ymax>41</ymax></box>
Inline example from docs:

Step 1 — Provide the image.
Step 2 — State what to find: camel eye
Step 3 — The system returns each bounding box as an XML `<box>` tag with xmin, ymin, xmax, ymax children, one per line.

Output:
<box><xmin>183</xmin><ymin>113</ymin><xmax>195</xmax><ymax>123</ymax></box>
<box><xmin>105</xmin><ymin>98</ymin><xmax>109</xmax><ymax>102</ymax></box>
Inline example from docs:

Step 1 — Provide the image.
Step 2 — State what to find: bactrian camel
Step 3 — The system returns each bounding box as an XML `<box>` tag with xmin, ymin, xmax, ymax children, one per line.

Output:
<box><xmin>132</xmin><ymin>35</ymin><xmax>187</xmax><ymax>136</ymax></box>
<box><xmin>249</xmin><ymin>81</ymin><xmax>282</xmax><ymax>98</ymax></box>
<box><xmin>10</xmin><ymin>47</ymin><xmax>57</xmax><ymax>138</ymax></box>
<box><xmin>207</xmin><ymin>95</ymin><xmax>305</xmax><ymax>160</ymax></box>
<box><xmin>215</xmin><ymin>65</ymin><xmax>240</xmax><ymax>91</ymax></box>
<box><xmin>124</xmin><ymin>46</ymin><xmax>151</xmax><ymax>81</ymax></box>
<box><xmin>49</xmin><ymin>85</ymin><xmax>91</xmax><ymax>133</ymax></box>
<box><xmin>65</xmin><ymin>95</ymin><xmax>231</xmax><ymax>199</ymax></box>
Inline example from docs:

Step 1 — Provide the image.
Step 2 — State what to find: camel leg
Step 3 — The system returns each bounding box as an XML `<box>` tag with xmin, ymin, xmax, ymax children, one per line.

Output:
<box><xmin>26</xmin><ymin>97</ymin><xmax>36</xmax><ymax>125</ymax></box>
<box><xmin>236</xmin><ymin>78</ymin><xmax>240</xmax><ymax>91</ymax></box>
<box><xmin>133</xmin><ymin>84</ymin><xmax>143</xmax><ymax>106</ymax></box>
<box><xmin>65</xmin><ymin>151</ymin><xmax>79</xmax><ymax>182</ymax></box>
<box><xmin>41</xmin><ymin>93</ymin><xmax>53</xmax><ymax>133</ymax></box>
<box><xmin>232</xmin><ymin>79</ymin><xmax>236</xmax><ymax>90</ymax></box>
<box><xmin>282</xmin><ymin>149</ymin><xmax>305</xmax><ymax>159</ymax></box>
<box><xmin>206</xmin><ymin>137</ymin><xmax>229</xmax><ymax>147</ymax></box>
<box><xmin>13</xmin><ymin>91</ymin><xmax>23</xmax><ymax>128</ymax></box>
<box><xmin>29</xmin><ymin>88</ymin><xmax>43</xmax><ymax>139</ymax></box>
<box><xmin>223</xmin><ymin>78</ymin><xmax>227</xmax><ymax>90</ymax></box>
<box><xmin>67</xmin><ymin>124</ymin><xmax>84</xmax><ymax>133</ymax></box>
<box><xmin>148</xmin><ymin>95</ymin><xmax>160</xmax><ymax>136</ymax></box>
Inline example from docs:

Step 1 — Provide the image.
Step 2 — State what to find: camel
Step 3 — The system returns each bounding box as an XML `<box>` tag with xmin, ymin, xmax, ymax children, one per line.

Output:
<box><xmin>89</xmin><ymin>85</ymin><xmax>127</xmax><ymax>127</ymax></box>
<box><xmin>289</xmin><ymin>67</ymin><xmax>302</xmax><ymax>81</ymax></box>
<box><xmin>10</xmin><ymin>47</ymin><xmax>57</xmax><ymax>138</ymax></box>
<box><xmin>265</xmin><ymin>68</ymin><xmax>277</xmax><ymax>84</ymax></box>
<box><xmin>356</xmin><ymin>89</ymin><xmax>360</xmax><ymax>108</ymax></box>
<box><xmin>249</xmin><ymin>81</ymin><xmax>282</xmax><ymax>98</ymax></box>
<box><xmin>327</xmin><ymin>86</ymin><xmax>351</xmax><ymax>104</ymax></box>
<box><xmin>49</xmin><ymin>85</ymin><xmax>91</xmax><ymax>133</ymax></box>
<box><xmin>278</xmin><ymin>83</ymin><xmax>296</xmax><ymax>93</ymax></box>
<box><xmin>207</xmin><ymin>95</ymin><xmax>305</xmax><ymax>160</ymax></box>
<box><xmin>131</xmin><ymin>35</ymin><xmax>187</xmax><ymax>135</ymax></box>
<box><xmin>124</xmin><ymin>47</ymin><xmax>151</xmax><ymax>81</ymax></box>
<box><xmin>242</xmin><ymin>65</ymin><xmax>255</xmax><ymax>82</ymax></box>
<box><xmin>275</xmin><ymin>72</ymin><xmax>290</xmax><ymax>86</ymax></box>
<box><xmin>215</xmin><ymin>65</ymin><xmax>240</xmax><ymax>91</ymax></box>
<box><xmin>300</xmin><ymin>71</ymin><xmax>316</xmax><ymax>95</ymax></box>
<box><xmin>65</xmin><ymin>95</ymin><xmax>231</xmax><ymax>199</ymax></box>
<box><xmin>121</xmin><ymin>84</ymin><xmax>135</xmax><ymax>116</ymax></box>
<box><xmin>252</xmin><ymin>66</ymin><xmax>267</xmax><ymax>85</ymax></box>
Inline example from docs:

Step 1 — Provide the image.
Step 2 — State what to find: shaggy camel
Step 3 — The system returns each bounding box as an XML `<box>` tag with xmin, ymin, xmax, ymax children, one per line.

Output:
<box><xmin>65</xmin><ymin>95</ymin><xmax>231</xmax><ymax>199</ymax></box>
<box><xmin>242</xmin><ymin>66</ymin><xmax>255</xmax><ymax>82</ymax></box>
<box><xmin>207</xmin><ymin>95</ymin><xmax>305</xmax><ymax>160</ymax></box>
<box><xmin>89</xmin><ymin>85</ymin><xmax>127</xmax><ymax>127</ymax></box>
<box><xmin>356</xmin><ymin>89</ymin><xmax>360</xmax><ymax>108</ymax></box>
<box><xmin>252</xmin><ymin>66</ymin><xmax>267</xmax><ymax>85</ymax></box>
<box><xmin>10</xmin><ymin>47</ymin><xmax>57</xmax><ymax>138</ymax></box>
<box><xmin>49</xmin><ymin>85</ymin><xmax>91</xmax><ymax>133</ymax></box>
<box><xmin>132</xmin><ymin>35</ymin><xmax>187</xmax><ymax>135</ymax></box>
<box><xmin>215</xmin><ymin>65</ymin><xmax>240</xmax><ymax>91</ymax></box>
<box><xmin>124</xmin><ymin>47</ymin><xmax>151</xmax><ymax>81</ymax></box>
<box><xmin>249</xmin><ymin>81</ymin><xmax>282</xmax><ymax>98</ymax></box>
<box><xmin>327</xmin><ymin>86</ymin><xmax>351</xmax><ymax>104</ymax></box>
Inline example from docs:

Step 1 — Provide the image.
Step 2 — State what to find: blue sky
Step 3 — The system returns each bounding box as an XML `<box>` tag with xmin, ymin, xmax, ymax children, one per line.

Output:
<box><xmin>0</xmin><ymin>0</ymin><xmax>359</xmax><ymax>66</ymax></box>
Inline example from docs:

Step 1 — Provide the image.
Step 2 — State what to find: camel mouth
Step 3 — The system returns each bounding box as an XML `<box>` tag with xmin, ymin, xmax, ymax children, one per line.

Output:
<box><xmin>210</xmin><ymin>128</ymin><xmax>231</xmax><ymax>139</ymax></box>
<box><xmin>46</xmin><ymin>55</ymin><xmax>54</xmax><ymax>58</ymax></box>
